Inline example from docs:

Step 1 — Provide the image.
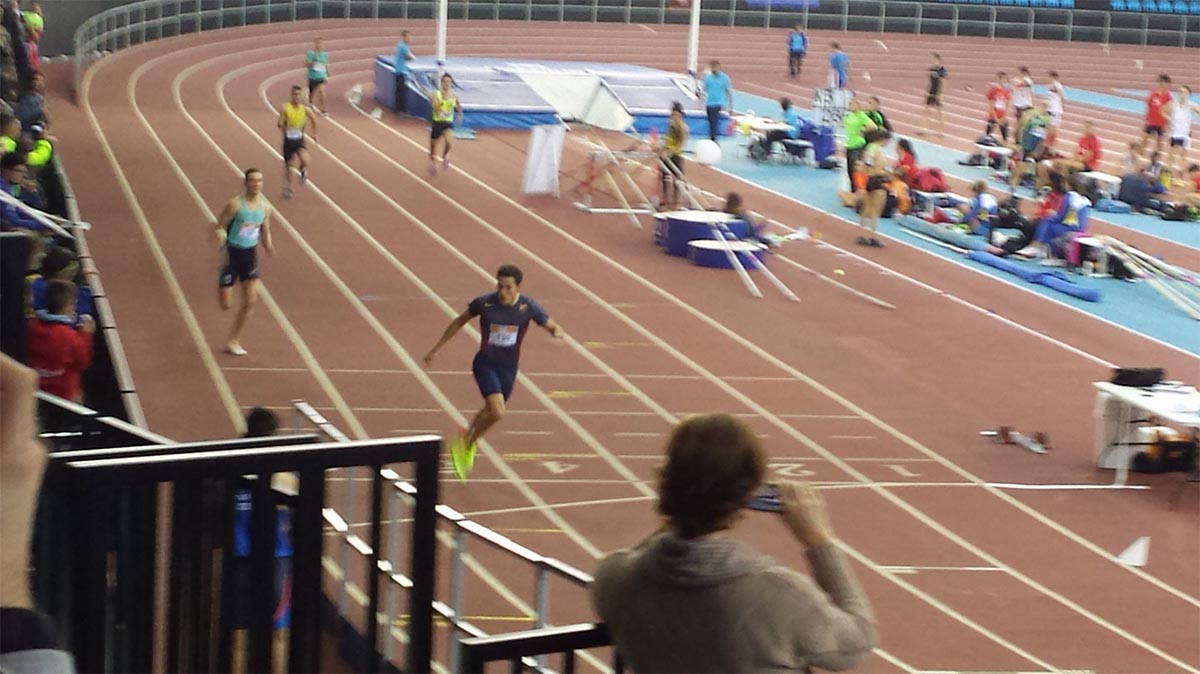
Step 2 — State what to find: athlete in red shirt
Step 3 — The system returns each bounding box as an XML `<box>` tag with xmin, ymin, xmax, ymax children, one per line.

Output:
<box><xmin>985</xmin><ymin>71</ymin><xmax>1011</xmax><ymax>141</ymax></box>
<box><xmin>1041</xmin><ymin>120</ymin><xmax>1103</xmax><ymax>186</ymax></box>
<box><xmin>1142</xmin><ymin>74</ymin><xmax>1174</xmax><ymax>154</ymax></box>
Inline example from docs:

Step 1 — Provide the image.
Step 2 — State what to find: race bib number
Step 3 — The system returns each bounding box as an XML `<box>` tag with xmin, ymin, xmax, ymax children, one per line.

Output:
<box><xmin>312</xmin><ymin>62</ymin><xmax>326</xmax><ymax>75</ymax></box>
<box><xmin>488</xmin><ymin>325</ymin><xmax>519</xmax><ymax>348</ymax></box>
<box><xmin>993</xmin><ymin>99</ymin><xmax>1005</xmax><ymax>112</ymax></box>
<box><xmin>237</xmin><ymin>223</ymin><xmax>261</xmax><ymax>244</ymax></box>
<box><xmin>286</xmin><ymin>128</ymin><xmax>304</xmax><ymax>140</ymax></box>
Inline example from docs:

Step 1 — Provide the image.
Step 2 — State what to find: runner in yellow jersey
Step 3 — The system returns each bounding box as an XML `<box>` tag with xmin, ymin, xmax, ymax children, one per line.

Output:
<box><xmin>277</xmin><ymin>85</ymin><xmax>317</xmax><ymax>198</ymax></box>
<box><xmin>659</xmin><ymin>102</ymin><xmax>689</xmax><ymax>210</ymax></box>
<box><xmin>428</xmin><ymin>73</ymin><xmax>463</xmax><ymax>177</ymax></box>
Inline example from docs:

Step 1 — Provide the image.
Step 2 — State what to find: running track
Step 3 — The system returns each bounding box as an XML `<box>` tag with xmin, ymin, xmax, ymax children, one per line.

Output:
<box><xmin>47</xmin><ymin>20</ymin><xmax>1199</xmax><ymax>673</ymax></box>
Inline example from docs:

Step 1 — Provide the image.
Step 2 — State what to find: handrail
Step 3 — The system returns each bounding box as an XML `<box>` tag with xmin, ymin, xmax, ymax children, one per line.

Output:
<box><xmin>293</xmin><ymin>401</ymin><xmax>597</xmax><ymax>672</ymax></box>
<box><xmin>72</xmin><ymin>0</ymin><xmax>1198</xmax><ymax>98</ymax></box>
<box><xmin>49</xmin><ymin>434</ymin><xmax>440</xmax><ymax>673</ymax></box>
<box><xmin>459</xmin><ymin>622</ymin><xmax>620</xmax><ymax>673</ymax></box>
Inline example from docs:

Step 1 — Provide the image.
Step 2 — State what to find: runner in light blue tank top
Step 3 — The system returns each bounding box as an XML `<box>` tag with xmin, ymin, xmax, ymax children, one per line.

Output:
<box><xmin>226</xmin><ymin>196</ymin><xmax>265</xmax><ymax>249</ymax></box>
<box><xmin>305</xmin><ymin>38</ymin><xmax>329</xmax><ymax>114</ymax></box>
<box><xmin>214</xmin><ymin>168</ymin><xmax>275</xmax><ymax>357</ymax></box>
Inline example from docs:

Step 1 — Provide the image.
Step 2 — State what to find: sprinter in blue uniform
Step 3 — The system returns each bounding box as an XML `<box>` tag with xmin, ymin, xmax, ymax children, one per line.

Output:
<box><xmin>423</xmin><ymin>264</ymin><xmax>564</xmax><ymax>481</ymax></box>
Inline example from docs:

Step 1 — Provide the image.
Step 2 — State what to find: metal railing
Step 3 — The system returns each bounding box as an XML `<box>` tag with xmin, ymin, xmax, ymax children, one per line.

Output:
<box><xmin>291</xmin><ymin>401</ymin><xmax>599</xmax><ymax>673</ymax></box>
<box><xmin>36</xmin><ymin>416</ymin><xmax>441</xmax><ymax>674</ymax></box>
<box><xmin>72</xmin><ymin>0</ymin><xmax>1199</xmax><ymax>96</ymax></box>
<box><xmin>51</xmin><ymin>152</ymin><xmax>149</xmax><ymax>427</ymax></box>
<box><xmin>459</xmin><ymin>622</ymin><xmax>621</xmax><ymax>673</ymax></box>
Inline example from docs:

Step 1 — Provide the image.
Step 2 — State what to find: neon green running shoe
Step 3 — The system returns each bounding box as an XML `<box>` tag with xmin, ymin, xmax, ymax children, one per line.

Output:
<box><xmin>450</xmin><ymin>434</ymin><xmax>476</xmax><ymax>482</ymax></box>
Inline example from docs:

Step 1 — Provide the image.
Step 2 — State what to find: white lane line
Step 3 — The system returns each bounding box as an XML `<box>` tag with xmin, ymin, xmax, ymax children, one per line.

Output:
<box><xmin>257</xmin><ymin>69</ymin><xmax>669</xmax><ymax>504</ymax></box>
<box><xmin>342</xmin><ymin>77</ymin><xmax>1200</xmax><ymax>667</ymax></box>
<box><xmin>320</xmin><ymin>77</ymin><xmax>1064</xmax><ymax>670</ymax></box>
<box><xmin>637</xmin><ymin>23</ymin><xmax>657</xmax><ymax>34</ymax></box>
<box><xmin>81</xmin><ymin>53</ymin><xmax>246</xmax><ymax>433</ymax></box>
<box><xmin>989</xmin><ymin>483</ymin><xmax>1152</xmax><ymax>491</ymax></box>
<box><xmin>881</xmin><ymin>566</ymin><xmax>1004</xmax><ymax>574</ymax></box>
<box><xmin>720</xmin><ymin>87</ymin><xmax>1197</xmax><ymax>367</ymax></box>
<box><xmin>164</xmin><ymin>39</ymin><xmax>612</xmax><ymax>560</ymax></box>
<box><xmin>223</xmin><ymin>366</ymin><xmax>311</xmax><ymax>372</ymax></box>
<box><xmin>127</xmin><ymin>48</ymin><xmax>374</xmax><ymax>441</ymax></box>
<box><xmin>503</xmin><ymin>430</ymin><xmax>555</xmax><ymax>436</ymax></box>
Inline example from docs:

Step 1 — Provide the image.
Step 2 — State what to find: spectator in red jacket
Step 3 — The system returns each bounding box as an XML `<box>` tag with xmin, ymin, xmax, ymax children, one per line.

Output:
<box><xmin>26</xmin><ymin>279</ymin><xmax>93</xmax><ymax>401</ymax></box>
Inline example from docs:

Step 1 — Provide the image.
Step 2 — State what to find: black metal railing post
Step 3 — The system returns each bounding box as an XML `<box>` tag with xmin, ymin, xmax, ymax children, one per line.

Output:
<box><xmin>288</xmin><ymin>468</ymin><xmax>325</xmax><ymax>673</ymax></box>
<box><xmin>408</xmin><ymin>445</ymin><xmax>441</xmax><ymax>674</ymax></box>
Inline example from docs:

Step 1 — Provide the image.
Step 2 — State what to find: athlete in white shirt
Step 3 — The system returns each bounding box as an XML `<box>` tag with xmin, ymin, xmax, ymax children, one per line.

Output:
<box><xmin>1011</xmin><ymin>66</ymin><xmax>1034</xmax><ymax>124</ymax></box>
<box><xmin>1046</xmin><ymin>71</ymin><xmax>1065</xmax><ymax>128</ymax></box>
<box><xmin>1168</xmin><ymin>84</ymin><xmax>1200</xmax><ymax>176</ymax></box>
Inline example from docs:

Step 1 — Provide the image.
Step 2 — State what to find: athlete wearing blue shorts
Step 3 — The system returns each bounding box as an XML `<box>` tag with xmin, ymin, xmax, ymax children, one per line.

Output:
<box><xmin>423</xmin><ymin>264</ymin><xmax>564</xmax><ymax>481</ymax></box>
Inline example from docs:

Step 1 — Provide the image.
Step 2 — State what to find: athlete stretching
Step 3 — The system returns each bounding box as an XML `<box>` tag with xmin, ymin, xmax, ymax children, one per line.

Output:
<box><xmin>277</xmin><ymin>85</ymin><xmax>317</xmax><ymax>199</ymax></box>
<box><xmin>423</xmin><ymin>264</ymin><xmax>564</xmax><ymax>481</ymax></box>
<box><xmin>214</xmin><ymin>168</ymin><xmax>275</xmax><ymax>356</ymax></box>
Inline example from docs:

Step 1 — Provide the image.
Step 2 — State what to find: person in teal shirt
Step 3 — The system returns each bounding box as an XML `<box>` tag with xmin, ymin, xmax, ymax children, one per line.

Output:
<box><xmin>304</xmin><ymin>38</ymin><xmax>329</xmax><ymax>115</ymax></box>
<box><xmin>702</xmin><ymin>59</ymin><xmax>733</xmax><ymax>141</ymax></box>
<box><xmin>842</xmin><ymin>98</ymin><xmax>878</xmax><ymax>188</ymax></box>
<box><xmin>393</xmin><ymin>30</ymin><xmax>416</xmax><ymax>116</ymax></box>
<box><xmin>213</xmin><ymin>168</ymin><xmax>275</xmax><ymax>356</ymax></box>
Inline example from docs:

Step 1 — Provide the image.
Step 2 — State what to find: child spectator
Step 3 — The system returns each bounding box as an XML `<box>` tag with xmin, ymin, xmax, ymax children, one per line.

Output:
<box><xmin>27</xmin><ymin>279</ymin><xmax>94</xmax><ymax>402</ymax></box>
<box><xmin>26</xmin><ymin>245</ymin><xmax>93</xmax><ymax>327</ymax></box>
<box><xmin>985</xmin><ymin>71</ymin><xmax>1011</xmax><ymax>141</ymax></box>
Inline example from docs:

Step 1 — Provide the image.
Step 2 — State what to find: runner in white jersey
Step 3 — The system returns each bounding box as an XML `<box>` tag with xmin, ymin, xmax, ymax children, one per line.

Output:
<box><xmin>1011</xmin><ymin>66</ymin><xmax>1033</xmax><ymax>124</ymax></box>
<box><xmin>1168</xmin><ymin>84</ymin><xmax>1200</xmax><ymax>176</ymax></box>
<box><xmin>1046</xmin><ymin>70</ymin><xmax>1065</xmax><ymax>128</ymax></box>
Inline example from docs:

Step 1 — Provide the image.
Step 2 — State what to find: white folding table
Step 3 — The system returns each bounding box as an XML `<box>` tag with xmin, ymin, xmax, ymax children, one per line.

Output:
<box><xmin>1093</xmin><ymin>381</ymin><xmax>1200</xmax><ymax>485</ymax></box>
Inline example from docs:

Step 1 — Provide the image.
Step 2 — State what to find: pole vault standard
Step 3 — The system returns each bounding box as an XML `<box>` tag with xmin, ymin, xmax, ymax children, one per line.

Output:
<box><xmin>436</xmin><ymin>0</ymin><xmax>449</xmax><ymax>64</ymax></box>
<box><xmin>687</xmin><ymin>0</ymin><xmax>702</xmax><ymax>76</ymax></box>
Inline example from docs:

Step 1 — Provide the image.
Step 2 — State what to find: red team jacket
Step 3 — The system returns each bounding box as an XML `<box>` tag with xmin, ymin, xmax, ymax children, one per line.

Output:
<box><xmin>27</xmin><ymin>316</ymin><xmax>93</xmax><ymax>401</ymax></box>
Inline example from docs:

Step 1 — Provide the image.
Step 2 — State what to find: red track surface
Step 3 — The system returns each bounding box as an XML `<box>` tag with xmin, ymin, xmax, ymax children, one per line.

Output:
<box><xmin>48</xmin><ymin>20</ymin><xmax>1199</xmax><ymax>673</ymax></box>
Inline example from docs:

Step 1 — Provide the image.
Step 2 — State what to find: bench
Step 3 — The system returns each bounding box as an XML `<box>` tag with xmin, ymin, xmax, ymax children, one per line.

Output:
<box><xmin>1079</xmin><ymin>171</ymin><xmax>1121</xmax><ymax>199</ymax></box>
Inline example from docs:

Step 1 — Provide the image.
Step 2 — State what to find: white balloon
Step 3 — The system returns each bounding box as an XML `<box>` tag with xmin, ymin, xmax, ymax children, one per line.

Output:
<box><xmin>694</xmin><ymin>139</ymin><xmax>722</xmax><ymax>165</ymax></box>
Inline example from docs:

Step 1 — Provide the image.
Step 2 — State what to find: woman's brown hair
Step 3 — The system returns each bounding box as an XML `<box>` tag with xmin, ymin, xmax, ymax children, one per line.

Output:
<box><xmin>658</xmin><ymin>414</ymin><xmax>767</xmax><ymax>539</ymax></box>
